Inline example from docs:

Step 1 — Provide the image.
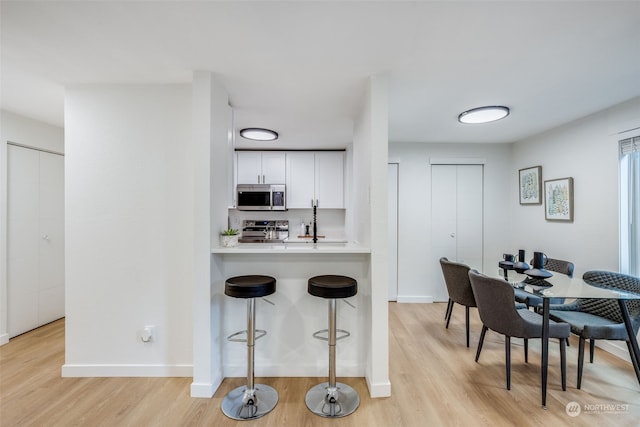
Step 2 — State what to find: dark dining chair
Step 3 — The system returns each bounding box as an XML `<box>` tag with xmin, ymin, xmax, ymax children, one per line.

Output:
<box><xmin>514</xmin><ymin>257</ymin><xmax>574</xmax><ymax>308</ymax></box>
<box><xmin>468</xmin><ymin>269</ymin><xmax>570</xmax><ymax>390</ymax></box>
<box><xmin>548</xmin><ymin>270</ymin><xmax>640</xmax><ymax>388</ymax></box>
<box><xmin>440</xmin><ymin>257</ymin><xmax>476</xmax><ymax>347</ymax></box>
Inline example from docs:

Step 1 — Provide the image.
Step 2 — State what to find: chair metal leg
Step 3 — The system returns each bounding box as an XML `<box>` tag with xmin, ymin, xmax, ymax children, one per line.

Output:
<box><xmin>626</xmin><ymin>340</ymin><xmax>640</xmax><ymax>385</ymax></box>
<box><xmin>445</xmin><ymin>299</ymin><xmax>453</xmax><ymax>320</ymax></box>
<box><xmin>505</xmin><ymin>335</ymin><xmax>511</xmax><ymax>390</ymax></box>
<box><xmin>590</xmin><ymin>339</ymin><xmax>595</xmax><ymax>363</ymax></box>
<box><xmin>524</xmin><ymin>338</ymin><xmax>528</xmax><ymax>363</ymax></box>
<box><xmin>222</xmin><ymin>298</ymin><xmax>278</xmax><ymax>420</ymax></box>
<box><xmin>560</xmin><ymin>338</ymin><xmax>567</xmax><ymax>391</ymax></box>
<box><xmin>445</xmin><ymin>301</ymin><xmax>453</xmax><ymax>329</ymax></box>
<box><xmin>577</xmin><ymin>337</ymin><xmax>585</xmax><ymax>389</ymax></box>
<box><xmin>465</xmin><ymin>306</ymin><xmax>470</xmax><ymax>348</ymax></box>
<box><xmin>475</xmin><ymin>326</ymin><xmax>487</xmax><ymax>362</ymax></box>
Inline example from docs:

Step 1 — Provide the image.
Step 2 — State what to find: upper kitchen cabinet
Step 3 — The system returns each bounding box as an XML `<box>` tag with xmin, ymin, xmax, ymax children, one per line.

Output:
<box><xmin>236</xmin><ymin>151</ymin><xmax>286</xmax><ymax>184</ymax></box>
<box><xmin>286</xmin><ymin>151</ymin><xmax>344</xmax><ymax>209</ymax></box>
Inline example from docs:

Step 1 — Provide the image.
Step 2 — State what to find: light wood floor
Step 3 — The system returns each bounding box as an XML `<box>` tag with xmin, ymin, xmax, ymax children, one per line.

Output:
<box><xmin>2</xmin><ymin>302</ymin><xmax>640</xmax><ymax>426</ymax></box>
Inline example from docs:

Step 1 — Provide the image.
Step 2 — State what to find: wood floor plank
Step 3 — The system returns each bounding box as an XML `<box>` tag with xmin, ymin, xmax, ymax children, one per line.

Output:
<box><xmin>1</xmin><ymin>303</ymin><xmax>640</xmax><ymax>426</ymax></box>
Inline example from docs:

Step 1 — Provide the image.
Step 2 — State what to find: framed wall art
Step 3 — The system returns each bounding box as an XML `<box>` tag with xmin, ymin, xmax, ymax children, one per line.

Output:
<box><xmin>519</xmin><ymin>166</ymin><xmax>542</xmax><ymax>205</ymax></box>
<box><xmin>544</xmin><ymin>177</ymin><xmax>574</xmax><ymax>221</ymax></box>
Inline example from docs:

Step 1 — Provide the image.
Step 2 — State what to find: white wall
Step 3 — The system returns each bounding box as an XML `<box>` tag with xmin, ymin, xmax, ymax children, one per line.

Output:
<box><xmin>62</xmin><ymin>85</ymin><xmax>194</xmax><ymax>376</ymax></box>
<box><xmin>388</xmin><ymin>142</ymin><xmax>513</xmax><ymax>301</ymax></box>
<box><xmin>511</xmin><ymin>96</ymin><xmax>640</xmax><ymax>361</ymax></box>
<box><xmin>0</xmin><ymin>110</ymin><xmax>64</xmax><ymax>345</ymax></box>
<box><xmin>510</xmin><ymin>96</ymin><xmax>640</xmax><ymax>276</ymax></box>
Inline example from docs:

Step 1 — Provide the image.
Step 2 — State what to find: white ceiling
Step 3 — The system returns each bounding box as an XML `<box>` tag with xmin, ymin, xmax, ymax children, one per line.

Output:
<box><xmin>2</xmin><ymin>1</ymin><xmax>640</xmax><ymax>149</ymax></box>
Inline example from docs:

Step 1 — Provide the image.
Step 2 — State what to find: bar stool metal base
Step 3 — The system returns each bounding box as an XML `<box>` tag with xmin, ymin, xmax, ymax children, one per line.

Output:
<box><xmin>305</xmin><ymin>382</ymin><xmax>360</xmax><ymax>418</ymax></box>
<box><xmin>221</xmin><ymin>384</ymin><xmax>278</xmax><ymax>420</ymax></box>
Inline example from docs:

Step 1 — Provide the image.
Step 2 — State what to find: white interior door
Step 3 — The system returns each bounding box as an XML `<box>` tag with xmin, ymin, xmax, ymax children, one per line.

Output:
<box><xmin>7</xmin><ymin>145</ymin><xmax>65</xmax><ymax>337</ymax></box>
<box><xmin>8</xmin><ymin>146</ymin><xmax>40</xmax><ymax>336</ymax></box>
<box><xmin>38</xmin><ymin>152</ymin><xmax>65</xmax><ymax>325</ymax></box>
<box><xmin>388</xmin><ymin>163</ymin><xmax>399</xmax><ymax>301</ymax></box>
<box><xmin>455</xmin><ymin>165</ymin><xmax>483</xmax><ymax>270</ymax></box>
<box><xmin>430</xmin><ymin>164</ymin><xmax>483</xmax><ymax>302</ymax></box>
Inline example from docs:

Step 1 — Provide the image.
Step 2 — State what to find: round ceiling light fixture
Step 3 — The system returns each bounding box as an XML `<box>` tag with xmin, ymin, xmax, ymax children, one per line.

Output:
<box><xmin>239</xmin><ymin>128</ymin><xmax>279</xmax><ymax>141</ymax></box>
<box><xmin>458</xmin><ymin>106</ymin><xmax>510</xmax><ymax>124</ymax></box>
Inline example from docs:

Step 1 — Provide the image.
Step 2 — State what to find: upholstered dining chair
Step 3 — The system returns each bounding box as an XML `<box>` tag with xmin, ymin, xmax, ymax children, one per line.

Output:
<box><xmin>440</xmin><ymin>257</ymin><xmax>477</xmax><ymax>347</ymax></box>
<box><xmin>514</xmin><ymin>257</ymin><xmax>574</xmax><ymax>308</ymax></box>
<box><xmin>548</xmin><ymin>270</ymin><xmax>640</xmax><ymax>389</ymax></box>
<box><xmin>468</xmin><ymin>269</ymin><xmax>570</xmax><ymax>390</ymax></box>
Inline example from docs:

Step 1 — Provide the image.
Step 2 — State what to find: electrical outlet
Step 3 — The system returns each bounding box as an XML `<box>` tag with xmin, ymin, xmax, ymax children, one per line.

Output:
<box><xmin>141</xmin><ymin>325</ymin><xmax>155</xmax><ymax>343</ymax></box>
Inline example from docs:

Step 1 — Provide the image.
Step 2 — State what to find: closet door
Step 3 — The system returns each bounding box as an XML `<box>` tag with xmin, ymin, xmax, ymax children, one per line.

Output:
<box><xmin>37</xmin><ymin>152</ymin><xmax>65</xmax><ymax>325</ymax></box>
<box><xmin>7</xmin><ymin>145</ymin><xmax>64</xmax><ymax>337</ymax></box>
<box><xmin>430</xmin><ymin>164</ymin><xmax>483</xmax><ymax>302</ymax></box>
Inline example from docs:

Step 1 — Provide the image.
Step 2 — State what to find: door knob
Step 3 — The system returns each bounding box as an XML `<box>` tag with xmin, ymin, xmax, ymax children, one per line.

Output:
<box><xmin>42</xmin><ymin>235</ymin><xmax>50</xmax><ymax>241</ymax></box>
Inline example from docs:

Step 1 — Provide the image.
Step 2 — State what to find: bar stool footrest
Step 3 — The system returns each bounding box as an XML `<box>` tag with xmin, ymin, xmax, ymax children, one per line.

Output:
<box><xmin>312</xmin><ymin>328</ymin><xmax>350</xmax><ymax>342</ymax></box>
<box><xmin>227</xmin><ymin>329</ymin><xmax>267</xmax><ymax>342</ymax></box>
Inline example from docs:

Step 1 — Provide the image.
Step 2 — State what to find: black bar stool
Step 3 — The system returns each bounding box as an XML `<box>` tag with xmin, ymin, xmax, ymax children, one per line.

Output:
<box><xmin>221</xmin><ymin>275</ymin><xmax>278</xmax><ymax>420</ymax></box>
<box><xmin>305</xmin><ymin>275</ymin><xmax>359</xmax><ymax>418</ymax></box>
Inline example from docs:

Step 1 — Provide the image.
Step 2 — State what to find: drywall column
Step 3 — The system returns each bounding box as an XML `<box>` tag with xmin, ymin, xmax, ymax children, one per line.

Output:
<box><xmin>353</xmin><ymin>75</ymin><xmax>391</xmax><ymax>397</ymax></box>
<box><xmin>191</xmin><ymin>71</ymin><xmax>232</xmax><ymax>397</ymax></box>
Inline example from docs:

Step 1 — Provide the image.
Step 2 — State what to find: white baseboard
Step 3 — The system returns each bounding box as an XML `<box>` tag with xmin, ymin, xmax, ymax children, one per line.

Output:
<box><xmin>0</xmin><ymin>333</ymin><xmax>9</xmax><ymax>346</ymax></box>
<box><xmin>396</xmin><ymin>296</ymin><xmax>433</xmax><ymax>303</ymax></box>
<box><xmin>366</xmin><ymin>377</ymin><xmax>391</xmax><ymax>397</ymax></box>
<box><xmin>190</xmin><ymin>377</ymin><xmax>222</xmax><ymax>398</ymax></box>
<box><xmin>61</xmin><ymin>364</ymin><xmax>192</xmax><ymax>377</ymax></box>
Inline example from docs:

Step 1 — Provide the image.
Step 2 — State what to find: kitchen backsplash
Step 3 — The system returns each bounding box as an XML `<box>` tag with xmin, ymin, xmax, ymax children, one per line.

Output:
<box><xmin>228</xmin><ymin>208</ymin><xmax>346</xmax><ymax>238</ymax></box>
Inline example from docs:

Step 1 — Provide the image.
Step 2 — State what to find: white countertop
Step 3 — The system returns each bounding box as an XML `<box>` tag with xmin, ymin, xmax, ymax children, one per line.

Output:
<box><xmin>283</xmin><ymin>236</ymin><xmax>348</xmax><ymax>243</ymax></box>
<box><xmin>211</xmin><ymin>241</ymin><xmax>370</xmax><ymax>254</ymax></box>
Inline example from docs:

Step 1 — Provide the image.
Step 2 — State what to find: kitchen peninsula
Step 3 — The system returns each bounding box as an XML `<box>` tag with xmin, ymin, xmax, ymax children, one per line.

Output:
<box><xmin>211</xmin><ymin>242</ymin><xmax>371</xmax><ymax>383</ymax></box>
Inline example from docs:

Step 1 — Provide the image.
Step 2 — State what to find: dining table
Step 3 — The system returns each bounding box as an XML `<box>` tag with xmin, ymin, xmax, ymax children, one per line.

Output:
<box><xmin>501</xmin><ymin>270</ymin><xmax>640</xmax><ymax>408</ymax></box>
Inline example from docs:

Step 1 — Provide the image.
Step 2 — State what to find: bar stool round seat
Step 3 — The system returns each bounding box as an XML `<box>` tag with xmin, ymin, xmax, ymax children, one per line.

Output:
<box><xmin>306</xmin><ymin>275</ymin><xmax>359</xmax><ymax>418</ymax></box>
<box><xmin>225</xmin><ymin>275</ymin><xmax>276</xmax><ymax>299</ymax></box>
<box><xmin>308</xmin><ymin>275</ymin><xmax>357</xmax><ymax>299</ymax></box>
<box><xmin>221</xmin><ymin>275</ymin><xmax>278</xmax><ymax>421</ymax></box>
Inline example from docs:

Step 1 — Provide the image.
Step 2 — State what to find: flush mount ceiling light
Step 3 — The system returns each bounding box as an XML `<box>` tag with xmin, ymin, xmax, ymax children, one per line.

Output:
<box><xmin>458</xmin><ymin>106</ymin><xmax>510</xmax><ymax>124</ymax></box>
<box><xmin>239</xmin><ymin>128</ymin><xmax>279</xmax><ymax>141</ymax></box>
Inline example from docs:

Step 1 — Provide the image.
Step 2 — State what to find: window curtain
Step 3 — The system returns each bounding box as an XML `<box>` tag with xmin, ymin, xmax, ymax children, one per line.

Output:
<box><xmin>620</xmin><ymin>136</ymin><xmax>640</xmax><ymax>275</ymax></box>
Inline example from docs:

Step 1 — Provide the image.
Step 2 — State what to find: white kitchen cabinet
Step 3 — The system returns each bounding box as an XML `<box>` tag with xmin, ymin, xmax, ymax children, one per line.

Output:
<box><xmin>314</xmin><ymin>151</ymin><xmax>344</xmax><ymax>209</ymax></box>
<box><xmin>7</xmin><ymin>145</ymin><xmax>65</xmax><ymax>337</ymax></box>
<box><xmin>286</xmin><ymin>151</ymin><xmax>344</xmax><ymax>209</ymax></box>
<box><xmin>285</xmin><ymin>152</ymin><xmax>315</xmax><ymax>208</ymax></box>
<box><xmin>236</xmin><ymin>151</ymin><xmax>286</xmax><ymax>184</ymax></box>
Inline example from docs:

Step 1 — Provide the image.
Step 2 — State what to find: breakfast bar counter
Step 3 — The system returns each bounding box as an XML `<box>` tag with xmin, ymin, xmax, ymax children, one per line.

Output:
<box><xmin>210</xmin><ymin>242</ymin><xmax>383</xmax><ymax>396</ymax></box>
<box><xmin>211</xmin><ymin>242</ymin><xmax>370</xmax><ymax>254</ymax></box>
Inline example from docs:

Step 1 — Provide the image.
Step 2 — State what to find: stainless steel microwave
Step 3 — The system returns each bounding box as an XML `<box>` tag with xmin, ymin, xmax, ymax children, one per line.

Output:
<box><xmin>236</xmin><ymin>184</ymin><xmax>286</xmax><ymax>211</ymax></box>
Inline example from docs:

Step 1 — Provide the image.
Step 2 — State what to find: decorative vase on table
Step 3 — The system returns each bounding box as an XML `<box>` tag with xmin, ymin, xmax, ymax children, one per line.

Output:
<box><xmin>524</xmin><ymin>251</ymin><xmax>553</xmax><ymax>278</ymax></box>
